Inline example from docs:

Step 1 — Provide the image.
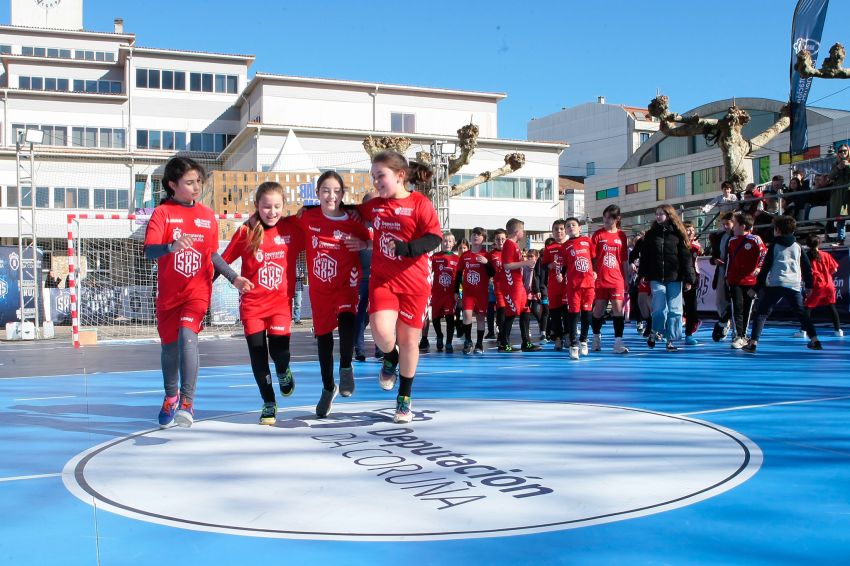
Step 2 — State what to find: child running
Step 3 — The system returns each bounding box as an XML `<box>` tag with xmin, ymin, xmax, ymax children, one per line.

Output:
<box><xmin>144</xmin><ymin>156</ymin><xmax>247</xmax><ymax>428</ymax></box>
<box><xmin>221</xmin><ymin>182</ymin><xmax>294</xmax><ymax>425</ymax></box>
<box><xmin>498</xmin><ymin>218</ymin><xmax>540</xmax><ymax>352</ymax></box>
<box><xmin>456</xmin><ymin>227</ymin><xmax>494</xmax><ymax>355</ymax></box>
<box><xmin>297</xmin><ymin>171</ymin><xmax>370</xmax><ymax>417</ymax></box>
<box><xmin>562</xmin><ymin>217</ymin><xmax>596</xmax><ymax>360</ymax></box>
<box><xmin>360</xmin><ymin>151</ymin><xmax>442</xmax><ymax>423</ymax></box>
<box><xmin>743</xmin><ymin>216</ymin><xmax>821</xmax><ymax>353</ymax></box>
<box><xmin>590</xmin><ymin>205</ymin><xmax>630</xmax><ymax>354</ymax></box>
<box><xmin>725</xmin><ymin>212</ymin><xmax>766</xmax><ymax>349</ymax></box>
<box><xmin>430</xmin><ymin>232</ymin><xmax>460</xmax><ymax>353</ymax></box>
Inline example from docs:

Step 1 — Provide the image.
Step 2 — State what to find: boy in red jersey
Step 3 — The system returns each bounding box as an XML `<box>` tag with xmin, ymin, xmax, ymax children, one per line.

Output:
<box><xmin>725</xmin><ymin>212</ymin><xmax>767</xmax><ymax>348</ymax></box>
<box><xmin>430</xmin><ymin>232</ymin><xmax>460</xmax><ymax>353</ymax></box>
<box><xmin>541</xmin><ymin>220</ymin><xmax>569</xmax><ymax>350</ymax></box>
<box><xmin>456</xmin><ymin>227</ymin><xmax>494</xmax><ymax>355</ymax></box>
<box><xmin>490</xmin><ymin>228</ymin><xmax>508</xmax><ymax>339</ymax></box>
<box><xmin>359</xmin><ymin>151</ymin><xmax>442</xmax><ymax>424</ymax></box>
<box><xmin>221</xmin><ymin>182</ymin><xmax>294</xmax><ymax>425</ymax></box>
<box><xmin>498</xmin><ymin>218</ymin><xmax>539</xmax><ymax>352</ymax></box>
<box><xmin>682</xmin><ymin>221</ymin><xmax>702</xmax><ymax>346</ymax></box>
<box><xmin>296</xmin><ymin>171</ymin><xmax>370</xmax><ymax>416</ymax></box>
<box><xmin>144</xmin><ymin>157</ymin><xmax>248</xmax><ymax>429</ymax></box>
<box><xmin>562</xmin><ymin>217</ymin><xmax>596</xmax><ymax>360</ymax></box>
<box><xmin>590</xmin><ymin>205</ymin><xmax>630</xmax><ymax>354</ymax></box>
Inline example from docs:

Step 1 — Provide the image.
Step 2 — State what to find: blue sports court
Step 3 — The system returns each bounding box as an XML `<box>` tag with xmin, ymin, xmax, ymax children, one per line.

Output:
<box><xmin>1</xmin><ymin>324</ymin><xmax>848</xmax><ymax>565</ymax></box>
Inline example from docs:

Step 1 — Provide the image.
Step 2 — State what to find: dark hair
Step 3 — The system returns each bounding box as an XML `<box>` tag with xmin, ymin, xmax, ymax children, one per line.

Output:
<box><xmin>458</xmin><ymin>238</ymin><xmax>470</xmax><ymax>249</ymax></box>
<box><xmin>732</xmin><ymin>211</ymin><xmax>754</xmax><ymax>230</ymax></box>
<box><xmin>772</xmin><ymin>175</ymin><xmax>784</xmax><ymax>183</ymax></box>
<box><xmin>247</xmin><ymin>181</ymin><xmax>286</xmax><ymax>253</ymax></box>
<box><xmin>471</xmin><ymin>227</ymin><xmax>487</xmax><ymax>238</ymax></box>
<box><xmin>506</xmin><ymin>218</ymin><xmax>524</xmax><ymax>234</ymax></box>
<box><xmin>552</xmin><ymin>219</ymin><xmax>566</xmax><ymax>229</ymax></box>
<box><xmin>720</xmin><ymin>211</ymin><xmax>734</xmax><ymax>221</ymax></box>
<box><xmin>773</xmin><ymin>215</ymin><xmax>796</xmax><ymax>235</ymax></box>
<box><xmin>721</xmin><ymin>181</ymin><xmax>734</xmax><ymax>190</ymax></box>
<box><xmin>161</xmin><ymin>156</ymin><xmax>206</xmax><ymax>202</ymax></box>
<box><xmin>806</xmin><ymin>235</ymin><xmax>821</xmax><ymax>262</ymax></box>
<box><xmin>683</xmin><ymin>220</ymin><xmax>694</xmax><ymax>229</ymax></box>
<box><xmin>372</xmin><ymin>151</ymin><xmax>433</xmax><ymax>186</ymax></box>
<box><xmin>565</xmin><ymin>216</ymin><xmax>581</xmax><ymax>226</ymax></box>
<box><xmin>493</xmin><ymin>228</ymin><xmax>507</xmax><ymax>237</ymax></box>
<box><xmin>602</xmin><ymin>204</ymin><xmax>621</xmax><ymax>219</ymax></box>
<box><xmin>544</xmin><ymin>237</ymin><xmax>555</xmax><ymax>246</ymax></box>
<box><xmin>316</xmin><ymin>170</ymin><xmax>345</xmax><ymax>193</ymax></box>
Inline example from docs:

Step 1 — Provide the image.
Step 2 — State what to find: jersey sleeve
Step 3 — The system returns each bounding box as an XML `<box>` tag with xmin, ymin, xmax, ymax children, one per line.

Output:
<box><xmin>416</xmin><ymin>194</ymin><xmax>442</xmax><ymax>238</ymax></box>
<box><xmin>143</xmin><ymin>207</ymin><xmax>168</xmax><ymax>247</ymax></box>
<box><xmin>349</xmin><ymin>217</ymin><xmax>371</xmax><ymax>242</ymax></box>
<box><xmin>221</xmin><ymin>225</ymin><xmax>248</xmax><ymax>264</ymax></box>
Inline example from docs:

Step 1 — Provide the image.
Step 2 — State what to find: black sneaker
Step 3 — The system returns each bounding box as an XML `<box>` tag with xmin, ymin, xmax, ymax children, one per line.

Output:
<box><xmin>277</xmin><ymin>368</ymin><xmax>295</xmax><ymax>397</ymax></box>
<box><xmin>499</xmin><ymin>344</ymin><xmax>518</xmax><ymax>353</ymax></box>
<box><xmin>354</xmin><ymin>350</ymin><xmax>366</xmax><ymax>362</ymax></box>
<box><xmin>742</xmin><ymin>341</ymin><xmax>757</xmax><ymax>354</ymax></box>
<box><xmin>484</xmin><ymin>332</ymin><xmax>496</xmax><ymax>340</ymax></box>
<box><xmin>647</xmin><ymin>333</ymin><xmax>656</xmax><ymax>349</ymax></box>
<box><xmin>374</xmin><ymin>348</ymin><xmax>384</xmax><ymax>359</ymax></box>
<box><xmin>666</xmin><ymin>341</ymin><xmax>678</xmax><ymax>352</ymax></box>
<box><xmin>419</xmin><ymin>339</ymin><xmax>429</xmax><ymax>353</ymax></box>
<box><xmin>521</xmin><ymin>342</ymin><xmax>542</xmax><ymax>352</ymax></box>
<box><xmin>339</xmin><ymin>367</ymin><xmax>355</xmax><ymax>397</ymax></box>
<box><xmin>712</xmin><ymin>322</ymin><xmax>726</xmax><ymax>342</ymax></box>
<box><xmin>462</xmin><ymin>340</ymin><xmax>473</xmax><ymax>355</ymax></box>
<box><xmin>807</xmin><ymin>340</ymin><xmax>823</xmax><ymax>351</ymax></box>
<box><xmin>445</xmin><ymin>343</ymin><xmax>454</xmax><ymax>354</ymax></box>
<box><xmin>316</xmin><ymin>385</ymin><xmax>338</xmax><ymax>418</ymax></box>
<box><xmin>259</xmin><ymin>402</ymin><xmax>277</xmax><ymax>426</ymax></box>
<box><xmin>436</xmin><ymin>337</ymin><xmax>444</xmax><ymax>352</ymax></box>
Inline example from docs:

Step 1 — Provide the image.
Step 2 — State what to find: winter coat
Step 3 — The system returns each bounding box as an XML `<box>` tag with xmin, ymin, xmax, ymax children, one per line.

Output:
<box><xmin>637</xmin><ymin>223</ymin><xmax>697</xmax><ymax>285</ymax></box>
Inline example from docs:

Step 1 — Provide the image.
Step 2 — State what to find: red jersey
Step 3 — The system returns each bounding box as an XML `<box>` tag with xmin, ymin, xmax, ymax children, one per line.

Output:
<box><xmin>811</xmin><ymin>252</ymin><xmax>838</xmax><ymax>293</ymax></box>
<box><xmin>725</xmin><ymin>234</ymin><xmax>766</xmax><ymax>286</ymax></box>
<box><xmin>500</xmin><ymin>239</ymin><xmax>525</xmax><ymax>291</ymax></box>
<box><xmin>458</xmin><ymin>249</ymin><xmax>491</xmax><ymax>294</ymax></box>
<box><xmin>591</xmin><ymin>228</ymin><xmax>628</xmax><ymax>289</ymax></box>
<box><xmin>562</xmin><ymin>235</ymin><xmax>595</xmax><ymax>289</ymax></box>
<box><xmin>689</xmin><ymin>241</ymin><xmax>702</xmax><ymax>275</ymax></box>
<box><xmin>144</xmin><ymin>200</ymin><xmax>219</xmax><ymax>311</ymax></box>
<box><xmin>541</xmin><ymin>240</ymin><xmax>568</xmax><ymax>290</ymax></box>
<box><xmin>278</xmin><ymin>216</ymin><xmax>306</xmax><ymax>299</ymax></box>
<box><xmin>431</xmin><ymin>252</ymin><xmax>460</xmax><ymax>297</ymax></box>
<box><xmin>221</xmin><ymin>222</ymin><xmax>289</xmax><ymax>320</ymax></box>
<box><xmin>297</xmin><ymin>208</ymin><xmax>370</xmax><ymax>294</ymax></box>
<box><xmin>360</xmin><ymin>191</ymin><xmax>441</xmax><ymax>295</ymax></box>
<box><xmin>489</xmin><ymin>247</ymin><xmax>506</xmax><ymax>293</ymax></box>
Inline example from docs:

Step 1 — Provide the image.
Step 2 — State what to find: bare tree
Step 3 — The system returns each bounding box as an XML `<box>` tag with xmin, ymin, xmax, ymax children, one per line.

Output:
<box><xmin>647</xmin><ymin>95</ymin><xmax>790</xmax><ymax>192</ymax></box>
<box><xmin>796</xmin><ymin>43</ymin><xmax>850</xmax><ymax>79</ymax></box>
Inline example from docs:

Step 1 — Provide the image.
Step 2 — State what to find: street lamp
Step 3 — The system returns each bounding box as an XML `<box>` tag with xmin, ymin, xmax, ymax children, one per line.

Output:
<box><xmin>15</xmin><ymin>128</ymin><xmax>44</xmax><ymax>340</ymax></box>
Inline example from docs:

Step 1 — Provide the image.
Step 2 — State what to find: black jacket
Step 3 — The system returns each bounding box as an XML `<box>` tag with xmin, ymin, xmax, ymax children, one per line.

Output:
<box><xmin>638</xmin><ymin>223</ymin><xmax>697</xmax><ymax>285</ymax></box>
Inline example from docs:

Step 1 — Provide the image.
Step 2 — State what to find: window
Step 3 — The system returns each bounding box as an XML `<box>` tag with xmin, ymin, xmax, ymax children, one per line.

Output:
<box><xmin>175</xmin><ymin>72</ymin><xmax>186</xmax><ymax>90</ymax></box>
<box><xmin>136</xmin><ymin>68</ymin><xmax>147</xmax><ymax>88</ymax></box>
<box><xmin>226</xmin><ymin>75</ymin><xmax>237</xmax><ymax>93</ymax></box>
<box><xmin>189</xmin><ymin>73</ymin><xmax>201</xmax><ymax>91</ymax></box>
<box><xmin>162</xmin><ymin>70</ymin><xmax>173</xmax><ymax>90</ymax></box>
<box><xmin>34</xmin><ymin>47</ymin><xmax>46</xmax><ymax>57</ymax></box>
<box><xmin>625</xmin><ymin>181</ymin><xmax>652</xmax><ymax>195</ymax></box>
<box><xmin>71</xmin><ymin>127</ymin><xmax>98</xmax><ymax>148</ymax></box>
<box><xmin>136</xmin><ymin>129</ymin><xmax>148</xmax><ymax>150</ymax></box>
<box><xmin>57</xmin><ymin>78</ymin><xmax>69</xmax><ymax>91</ymax></box>
<box><xmin>148</xmin><ymin>69</ymin><xmax>160</xmax><ymax>89</ymax></box>
<box><xmin>78</xmin><ymin>188</ymin><xmax>90</xmax><ymax>208</ymax></box>
<box><xmin>36</xmin><ymin>187</ymin><xmax>49</xmax><ymax>208</ymax></box>
<box><xmin>53</xmin><ymin>187</ymin><xmax>65</xmax><ymax>208</ymax></box>
<box><xmin>214</xmin><ymin>74</ymin><xmax>226</xmax><ymax>93</ymax></box>
<box><xmin>691</xmin><ymin>166</ymin><xmax>724</xmax><ymax>195</ymax></box>
<box><xmin>657</xmin><ymin>174</ymin><xmax>686</xmax><ymax>200</ymax></box>
<box><xmin>586</xmin><ymin>162</ymin><xmax>596</xmax><ymax>176</ymax></box>
<box><xmin>21</xmin><ymin>186</ymin><xmax>32</xmax><ymax>207</ymax></box>
<box><xmin>148</xmin><ymin>130</ymin><xmax>161</xmax><ymax>150</ymax></box>
<box><xmin>535</xmin><ymin>179</ymin><xmax>553</xmax><ymax>201</ymax></box>
<box><xmin>640</xmin><ymin>132</ymin><xmax>651</xmax><ymax>145</ymax></box>
<box><xmin>391</xmin><ymin>112</ymin><xmax>415</xmax><ymax>134</ymax></box>
<box><xmin>0</xmin><ymin>45</ymin><xmax>11</xmax><ymax>55</ymax></box>
<box><xmin>596</xmin><ymin>188</ymin><xmax>620</xmax><ymax>200</ymax></box>
<box><xmin>93</xmin><ymin>188</ymin><xmax>128</xmax><ymax>210</ymax></box>
<box><xmin>174</xmin><ymin>132</ymin><xmax>187</xmax><ymax>150</ymax></box>
<box><xmin>202</xmin><ymin>73</ymin><xmax>213</xmax><ymax>92</ymax></box>
<box><xmin>6</xmin><ymin>186</ymin><xmax>18</xmax><ymax>207</ymax></box>
<box><xmin>21</xmin><ymin>46</ymin><xmax>33</xmax><ymax>56</ymax></box>
<box><xmin>189</xmin><ymin>72</ymin><xmax>215</xmax><ymax>92</ymax></box>
<box><xmin>19</xmin><ymin>76</ymin><xmax>31</xmax><ymax>89</ymax></box>
<box><xmin>31</xmin><ymin>77</ymin><xmax>43</xmax><ymax>90</ymax></box>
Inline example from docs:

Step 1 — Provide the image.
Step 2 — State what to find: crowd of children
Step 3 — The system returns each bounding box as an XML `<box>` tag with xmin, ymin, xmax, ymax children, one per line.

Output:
<box><xmin>145</xmin><ymin>155</ymin><xmax>844</xmax><ymax>430</ymax></box>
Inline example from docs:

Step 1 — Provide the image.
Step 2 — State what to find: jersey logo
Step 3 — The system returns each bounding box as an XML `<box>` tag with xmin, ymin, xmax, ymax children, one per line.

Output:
<box><xmin>172</xmin><ymin>227</ymin><xmax>183</xmax><ymax>241</ymax></box>
<box><xmin>258</xmin><ymin>261</ymin><xmax>283</xmax><ymax>291</ymax></box>
<box><xmin>438</xmin><ymin>272</ymin><xmax>452</xmax><ymax>288</ymax></box>
<box><xmin>174</xmin><ymin>247</ymin><xmax>201</xmax><ymax>278</ymax></box>
<box><xmin>274</xmin><ymin>235</ymin><xmax>284</xmax><ymax>245</ymax></box>
<box><xmin>466</xmin><ymin>270</ymin><xmax>481</xmax><ymax>286</ymax></box>
<box><xmin>603</xmin><ymin>253</ymin><xmax>618</xmax><ymax>269</ymax></box>
<box><xmin>313</xmin><ymin>253</ymin><xmax>338</xmax><ymax>283</ymax></box>
<box><xmin>379</xmin><ymin>232</ymin><xmax>397</xmax><ymax>259</ymax></box>
<box><xmin>255</xmin><ymin>250</ymin><xmax>264</xmax><ymax>263</ymax></box>
<box><xmin>349</xmin><ymin>267</ymin><xmax>359</xmax><ymax>288</ymax></box>
<box><xmin>744</xmin><ymin>243</ymin><xmax>752</xmax><ymax>250</ymax></box>
<box><xmin>312</xmin><ymin>235</ymin><xmax>319</xmax><ymax>249</ymax></box>
<box><xmin>575</xmin><ymin>257</ymin><xmax>590</xmax><ymax>273</ymax></box>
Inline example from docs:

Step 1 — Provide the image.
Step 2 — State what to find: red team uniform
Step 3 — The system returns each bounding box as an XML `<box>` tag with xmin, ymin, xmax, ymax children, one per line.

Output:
<box><xmin>489</xmin><ymin>247</ymin><xmax>506</xmax><ymax>308</ymax></box>
<box><xmin>458</xmin><ymin>250</ymin><xmax>491</xmax><ymax>314</ymax></box>
<box><xmin>296</xmin><ymin>208</ymin><xmax>370</xmax><ymax>335</ymax></box>
<box><xmin>144</xmin><ymin>200</ymin><xmax>219</xmax><ymax>343</ymax></box>
<box><xmin>591</xmin><ymin>228</ymin><xmax>629</xmax><ymax>301</ymax></box>
<box><xmin>806</xmin><ymin>251</ymin><xmax>839</xmax><ymax>308</ymax></box>
<box><xmin>563</xmin><ymin>236</ymin><xmax>596</xmax><ymax>312</ymax></box>
<box><xmin>541</xmin><ymin>240</ymin><xmax>568</xmax><ymax>308</ymax></box>
<box><xmin>360</xmin><ymin>191</ymin><xmax>442</xmax><ymax>326</ymax></box>
<box><xmin>500</xmin><ymin>238</ymin><xmax>529</xmax><ymax>316</ymax></box>
<box><xmin>221</xmin><ymin>222</ymin><xmax>291</xmax><ymax>337</ymax></box>
<box><xmin>431</xmin><ymin>252</ymin><xmax>460</xmax><ymax>317</ymax></box>
<box><xmin>278</xmin><ymin>216</ymin><xmax>306</xmax><ymax>301</ymax></box>
<box><xmin>725</xmin><ymin>234</ymin><xmax>767</xmax><ymax>286</ymax></box>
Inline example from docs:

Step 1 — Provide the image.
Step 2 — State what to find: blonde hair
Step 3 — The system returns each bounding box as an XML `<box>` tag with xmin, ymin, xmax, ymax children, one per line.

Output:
<box><xmin>247</xmin><ymin>182</ymin><xmax>286</xmax><ymax>254</ymax></box>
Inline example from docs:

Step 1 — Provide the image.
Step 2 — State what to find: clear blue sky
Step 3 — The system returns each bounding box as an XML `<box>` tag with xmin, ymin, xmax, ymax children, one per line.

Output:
<box><xmin>6</xmin><ymin>0</ymin><xmax>850</xmax><ymax>140</ymax></box>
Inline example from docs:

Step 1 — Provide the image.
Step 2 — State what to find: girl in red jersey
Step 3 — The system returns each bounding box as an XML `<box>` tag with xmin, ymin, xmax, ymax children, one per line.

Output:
<box><xmin>221</xmin><ymin>182</ymin><xmax>294</xmax><ymax>425</ymax></box>
<box><xmin>801</xmin><ymin>235</ymin><xmax>843</xmax><ymax>337</ymax></box>
<box><xmin>590</xmin><ymin>205</ymin><xmax>630</xmax><ymax>354</ymax></box>
<box><xmin>562</xmin><ymin>217</ymin><xmax>597</xmax><ymax>360</ymax></box>
<box><xmin>144</xmin><ymin>157</ymin><xmax>248</xmax><ymax>429</ymax></box>
<box><xmin>360</xmin><ymin>151</ymin><xmax>442</xmax><ymax>424</ymax></box>
<box><xmin>430</xmin><ymin>233</ymin><xmax>460</xmax><ymax>353</ymax></box>
<box><xmin>457</xmin><ymin>228</ymin><xmax>493</xmax><ymax>355</ymax></box>
<box><xmin>297</xmin><ymin>171</ymin><xmax>370</xmax><ymax>417</ymax></box>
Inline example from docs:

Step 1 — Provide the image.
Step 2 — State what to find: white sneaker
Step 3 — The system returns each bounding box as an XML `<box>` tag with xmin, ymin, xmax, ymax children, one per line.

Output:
<box><xmin>579</xmin><ymin>341</ymin><xmax>589</xmax><ymax>356</ymax></box>
<box><xmin>569</xmin><ymin>346</ymin><xmax>579</xmax><ymax>360</ymax></box>
<box><xmin>613</xmin><ymin>337</ymin><xmax>629</xmax><ymax>354</ymax></box>
<box><xmin>731</xmin><ymin>337</ymin><xmax>746</xmax><ymax>349</ymax></box>
<box><xmin>835</xmin><ymin>329</ymin><xmax>844</xmax><ymax>337</ymax></box>
<box><xmin>792</xmin><ymin>330</ymin><xmax>807</xmax><ymax>339</ymax></box>
<box><xmin>591</xmin><ymin>334</ymin><xmax>602</xmax><ymax>352</ymax></box>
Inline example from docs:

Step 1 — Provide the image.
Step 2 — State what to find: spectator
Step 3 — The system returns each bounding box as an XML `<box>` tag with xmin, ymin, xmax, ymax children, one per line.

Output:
<box><xmin>762</xmin><ymin>175</ymin><xmax>785</xmax><ymax>216</ymax></box>
<box><xmin>827</xmin><ymin>144</ymin><xmax>850</xmax><ymax>243</ymax></box>
<box><xmin>702</xmin><ymin>180</ymin><xmax>739</xmax><ymax>215</ymax></box>
<box><xmin>44</xmin><ymin>270</ymin><xmax>60</xmax><ymax>288</ymax></box>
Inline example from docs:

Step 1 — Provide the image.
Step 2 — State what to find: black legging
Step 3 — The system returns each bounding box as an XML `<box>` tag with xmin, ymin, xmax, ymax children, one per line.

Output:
<box><xmin>316</xmin><ymin>312</ymin><xmax>356</xmax><ymax>391</ymax></box>
<box><xmin>804</xmin><ymin>304</ymin><xmax>841</xmax><ymax>332</ymax></box>
<box><xmin>683</xmin><ymin>286</ymin><xmax>699</xmax><ymax>336</ymax></box>
<box><xmin>245</xmin><ymin>331</ymin><xmax>291</xmax><ymax>403</ymax></box>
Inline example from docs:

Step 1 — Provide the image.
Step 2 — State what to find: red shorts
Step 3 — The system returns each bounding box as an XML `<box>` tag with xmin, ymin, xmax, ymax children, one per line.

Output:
<box><xmin>432</xmin><ymin>291</ymin><xmax>456</xmax><ymax>317</ymax></box>
<box><xmin>311</xmin><ymin>286</ymin><xmax>359</xmax><ymax>335</ymax></box>
<box><xmin>503</xmin><ymin>285</ymin><xmax>529</xmax><ymax>317</ymax></box>
<box><xmin>243</xmin><ymin>313</ymin><xmax>292</xmax><ymax>336</ymax></box>
<box><xmin>462</xmin><ymin>289</ymin><xmax>489</xmax><ymax>315</ymax></box>
<box><xmin>595</xmin><ymin>287</ymin><xmax>625</xmax><ymax>302</ymax></box>
<box><xmin>157</xmin><ymin>299</ymin><xmax>208</xmax><ymax>344</ymax></box>
<box><xmin>548</xmin><ymin>280</ymin><xmax>567</xmax><ymax>309</ymax></box>
<box><xmin>369</xmin><ymin>284</ymin><xmax>429</xmax><ymax>328</ymax></box>
<box><xmin>494</xmin><ymin>290</ymin><xmax>506</xmax><ymax>309</ymax></box>
<box><xmin>566</xmin><ymin>286</ymin><xmax>595</xmax><ymax>313</ymax></box>
<box><xmin>805</xmin><ymin>288</ymin><xmax>836</xmax><ymax>309</ymax></box>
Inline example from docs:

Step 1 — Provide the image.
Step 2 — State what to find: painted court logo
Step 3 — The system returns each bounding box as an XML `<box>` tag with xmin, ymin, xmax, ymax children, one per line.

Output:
<box><xmin>63</xmin><ymin>400</ymin><xmax>761</xmax><ymax>541</ymax></box>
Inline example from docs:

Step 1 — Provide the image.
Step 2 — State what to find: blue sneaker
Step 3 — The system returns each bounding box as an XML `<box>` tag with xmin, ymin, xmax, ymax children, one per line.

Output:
<box><xmin>685</xmin><ymin>335</ymin><xmax>698</xmax><ymax>346</ymax></box>
<box><xmin>158</xmin><ymin>396</ymin><xmax>178</xmax><ymax>428</ymax></box>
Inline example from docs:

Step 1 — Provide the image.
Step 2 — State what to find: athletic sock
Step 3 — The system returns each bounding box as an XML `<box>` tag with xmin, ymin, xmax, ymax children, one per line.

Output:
<box><xmin>476</xmin><ymin>329</ymin><xmax>485</xmax><ymax>348</ymax></box>
<box><xmin>591</xmin><ymin>315</ymin><xmax>604</xmax><ymax>335</ymax></box>
<box><xmin>398</xmin><ymin>375</ymin><xmax>414</xmax><ymax>397</ymax></box>
<box><xmin>613</xmin><ymin>315</ymin><xmax>625</xmax><ymax>338</ymax></box>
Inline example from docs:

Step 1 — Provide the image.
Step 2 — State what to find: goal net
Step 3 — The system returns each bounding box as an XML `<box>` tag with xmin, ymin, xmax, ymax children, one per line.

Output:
<box><xmin>62</xmin><ymin>212</ymin><xmax>248</xmax><ymax>347</ymax></box>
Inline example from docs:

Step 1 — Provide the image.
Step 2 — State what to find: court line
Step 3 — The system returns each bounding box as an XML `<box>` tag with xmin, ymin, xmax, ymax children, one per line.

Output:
<box><xmin>680</xmin><ymin>395</ymin><xmax>850</xmax><ymax>416</ymax></box>
<box><xmin>227</xmin><ymin>384</ymin><xmax>256</xmax><ymax>388</ymax></box>
<box><xmin>125</xmin><ymin>390</ymin><xmax>162</xmax><ymax>395</ymax></box>
<box><xmin>0</xmin><ymin>472</ymin><xmax>62</xmax><ymax>483</ymax></box>
<box><xmin>14</xmin><ymin>395</ymin><xmax>77</xmax><ymax>401</ymax></box>
<box><xmin>497</xmin><ymin>364</ymin><xmax>542</xmax><ymax>369</ymax></box>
